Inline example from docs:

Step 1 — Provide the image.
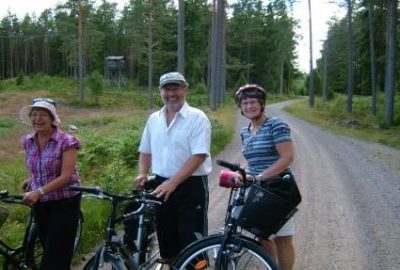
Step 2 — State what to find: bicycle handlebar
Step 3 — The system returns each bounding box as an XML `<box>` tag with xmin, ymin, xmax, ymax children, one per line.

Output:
<box><xmin>0</xmin><ymin>190</ymin><xmax>26</xmax><ymax>205</ymax></box>
<box><xmin>69</xmin><ymin>185</ymin><xmax>162</xmax><ymax>205</ymax></box>
<box><xmin>216</xmin><ymin>160</ymin><xmax>241</xmax><ymax>172</ymax></box>
<box><xmin>69</xmin><ymin>185</ymin><xmax>102</xmax><ymax>194</ymax></box>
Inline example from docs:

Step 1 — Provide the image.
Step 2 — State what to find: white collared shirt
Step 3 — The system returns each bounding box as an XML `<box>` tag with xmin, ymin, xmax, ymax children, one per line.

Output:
<box><xmin>139</xmin><ymin>102</ymin><xmax>212</xmax><ymax>178</ymax></box>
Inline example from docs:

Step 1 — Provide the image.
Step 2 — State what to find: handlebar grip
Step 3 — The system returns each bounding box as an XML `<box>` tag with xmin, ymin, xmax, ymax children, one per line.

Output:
<box><xmin>142</xmin><ymin>192</ymin><xmax>162</xmax><ymax>203</ymax></box>
<box><xmin>216</xmin><ymin>160</ymin><xmax>240</xmax><ymax>171</ymax></box>
<box><xmin>69</xmin><ymin>185</ymin><xmax>102</xmax><ymax>194</ymax></box>
<box><xmin>0</xmin><ymin>190</ymin><xmax>9</xmax><ymax>199</ymax></box>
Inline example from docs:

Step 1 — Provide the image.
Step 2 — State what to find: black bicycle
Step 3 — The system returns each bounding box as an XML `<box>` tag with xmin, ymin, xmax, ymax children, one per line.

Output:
<box><xmin>0</xmin><ymin>190</ymin><xmax>82</xmax><ymax>269</ymax></box>
<box><xmin>172</xmin><ymin>160</ymin><xmax>279</xmax><ymax>270</ymax></box>
<box><xmin>70</xmin><ymin>184</ymin><xmax>166</xmax><ymax>270</ymax></box>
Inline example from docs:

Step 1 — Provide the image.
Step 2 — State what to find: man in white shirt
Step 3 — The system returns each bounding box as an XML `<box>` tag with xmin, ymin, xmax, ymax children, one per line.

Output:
<box><xmin>134</xmin><ymin>72</ymin><xmax>212</xmax><ymax>266</ymax></box>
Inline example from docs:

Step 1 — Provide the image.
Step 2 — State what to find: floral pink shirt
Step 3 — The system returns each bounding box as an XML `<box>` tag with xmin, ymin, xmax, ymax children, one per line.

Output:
<box><xmin>22</xmin><ymin>128</ymin><xmax>81</xmax><ymax>202</ymax></box>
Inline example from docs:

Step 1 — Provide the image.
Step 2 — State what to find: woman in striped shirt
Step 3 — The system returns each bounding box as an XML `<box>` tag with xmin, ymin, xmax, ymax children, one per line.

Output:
<box><xmin>234</xmin><ymin>84</ymin><xmax>296</xmax><ymax>270</ymax></box>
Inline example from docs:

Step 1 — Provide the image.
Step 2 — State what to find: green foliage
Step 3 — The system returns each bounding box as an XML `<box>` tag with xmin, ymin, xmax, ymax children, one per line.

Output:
<box><xmin>193</xmin><ymin>81</ymin><xmax>207</xmax><ymax>95</ymax></box>
<box><xmin>235</xmin><ymin>73</ymin><xmax>248</xmax><ymax>91</ymax></box>
<box><xmin>0</xmin><ymin>118</ymin><xmax>16</xmax><ymax>137</ymax></box>
<box><xmin>115</xmin><ymin>130</ymin><xmax>143</xmax><ymax>169</ymax></box>
<box><xmin>0</xmin><ymin>207</ymin><xmax>29</xmax><ymax>248</ymax></box>
<box><xmin>100</xmin><ymin>160</ymin><xmax>131</xmax><ymax>192</ymax></box>
<box><xmin>74</xmin><ymin>115</ymin><xmax>117</xmax><ymax>128</ymax></box>
<box><xmin>210</xmin><ymin>118</ymin><xmax>233</xmax><ymax>156</ymax></box>
<box><xmin>187</xmin><ymin>93</ymin><xmax>208</xmax><ymax>107</ymax></box>
<box><xmin>77</xmin><ymin>128</ymin><xmax>142</xmax><ymax>183</ymax></box>
<box><xmin>16</xmin><ymin>70</ymin><xmax>25</xmax><ymax>86</ymax></box>
<box><xmin>86</xmin><ymin>71</ymin><xmax>104</xmax><ymax>105</ymax></box>
<box><xmin>285</xmin><ymin>94</ymin><xmax>400</xmax><ymax>149</ymax></box>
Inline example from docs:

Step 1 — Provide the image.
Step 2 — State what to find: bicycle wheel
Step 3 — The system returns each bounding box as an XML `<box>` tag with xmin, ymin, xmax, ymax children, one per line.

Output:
<box><xmin>83</xmin><ymin>252</ymin><xmax>126</xmax><ymax>270</ymax></box>
<box><xmin>73</xmin><ymin>211</ymin><xmax>83</xmax><ymax>253</ymax></box>
<box><xmin>174</xmin><ymin>235</ymin><xmax>278</xmax><ymax>270</ymax></box>
<box><xmin>25</xmin><ymin>224</ymin><xmax>42</xmax><ymax>269</ymax></box>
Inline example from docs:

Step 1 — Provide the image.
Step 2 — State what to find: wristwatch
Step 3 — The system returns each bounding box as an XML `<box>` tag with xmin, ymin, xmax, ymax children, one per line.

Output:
<box><xmin>255</xmin><ymin>174</ymin><xmax>264</xmax><ymax>184</ymax></box>
<box><xmin>37</xmin><ymin>187</ymin><xmax>46</xmax><ymax>196</ymax></box>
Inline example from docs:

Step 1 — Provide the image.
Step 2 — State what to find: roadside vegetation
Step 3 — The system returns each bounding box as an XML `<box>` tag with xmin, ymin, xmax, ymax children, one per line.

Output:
<box><xmin>285</xmin><ymin>94</ymin><xmax>400</xmax><ymax>149</ymax></box>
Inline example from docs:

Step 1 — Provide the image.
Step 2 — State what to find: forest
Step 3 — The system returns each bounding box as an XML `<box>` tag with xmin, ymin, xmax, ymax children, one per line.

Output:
<box><xmin>0</xmin><ymin>0</ymin><xmax>398</xmax><ymax>124</ymax></box>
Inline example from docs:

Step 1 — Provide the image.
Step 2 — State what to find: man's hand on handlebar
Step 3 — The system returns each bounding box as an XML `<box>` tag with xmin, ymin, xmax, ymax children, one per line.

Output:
<box><xmin>134</xmin><ymin>174</ymin><xmax>148</xmax><ymax>189</ymax></box>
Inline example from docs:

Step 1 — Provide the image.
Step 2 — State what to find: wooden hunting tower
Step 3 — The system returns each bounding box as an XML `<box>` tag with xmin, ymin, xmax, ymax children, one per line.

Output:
<box><xmin>105</xmin><ymin>56</ymin><xmax>125</xmax><ymax>87</ymax></box>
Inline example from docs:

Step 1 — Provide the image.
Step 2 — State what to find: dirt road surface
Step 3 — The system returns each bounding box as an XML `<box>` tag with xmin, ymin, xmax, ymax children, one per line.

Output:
<box><xmin>209</xmin><ymin>101</ymin><xmax>400</xmax><ymax>270</ymax></box>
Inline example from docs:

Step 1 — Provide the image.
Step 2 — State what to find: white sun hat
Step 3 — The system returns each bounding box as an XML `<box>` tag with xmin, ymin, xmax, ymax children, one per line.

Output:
<box><xmin>19</xmin><ymin>98</ymin><xmax>61</xmax><ymax>126</ymax></box>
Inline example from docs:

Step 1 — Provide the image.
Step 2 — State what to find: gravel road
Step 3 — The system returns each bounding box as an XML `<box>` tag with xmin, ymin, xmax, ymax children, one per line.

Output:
<box><xmin>208</xmin><ymin>100</ymin><xmax>400</xmax><ymax>270</ymax></box>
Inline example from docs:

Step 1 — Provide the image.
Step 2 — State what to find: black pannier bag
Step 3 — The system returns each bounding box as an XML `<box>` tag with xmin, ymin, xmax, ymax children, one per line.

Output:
<box><xmin>237</xmin><ymin>172</ymin><xmax>302</xmax><ymax>239</ymax></box>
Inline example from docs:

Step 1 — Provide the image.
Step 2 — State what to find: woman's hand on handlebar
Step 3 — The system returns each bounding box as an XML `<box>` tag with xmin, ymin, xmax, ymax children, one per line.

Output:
<box><xmin>236</xmin><ymin>173</ymin><xmax>257</xmax><ymax>185</ymax></box>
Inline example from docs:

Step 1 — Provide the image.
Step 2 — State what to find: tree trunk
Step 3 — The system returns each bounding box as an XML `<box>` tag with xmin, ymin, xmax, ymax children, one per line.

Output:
<box><xmin>147</xmin><ymin>0</ymin><xmax>154</xmax><ymax>110</ymax></box>
<box><xmin>384</xmin><ymin>0</ymin><xmax>397</xmax><ymax>126</ymax></box>
<box><xmin>279</xmin><ymin>59</ymin><xmax>284</xmax><ymax>95</ymax></box>
<box><xmin>216</xmin><ymin>0</ymin><xmax>225</xmax><ymax>105</ymax></box>
<box><xmin>322</xmin><ymin>47</ymin><xmax>328</xmax><ymax>104</ymax></box>
<box><xmin>24</xmin><ymin>39</ymin><xmax>28</xmax><ymax>74</ymax></box>
<box><xmin>78</xmin><ymin>0</ymin><xmax>85</xmax><ymax>102</ymax></box>
<box><xmin>178</xmin><ymin>0</ymin><xmax>185</xmax><ymax>75</ymax></box>
<box><xmin>346</xmin><ymin>0</ymin><xmax>354</xmax><ymax>113</ymax></box>
<box><xmin>209</xmin><ymin>0</ymin><xmax>218</xmax><ymax>110</ymax></box>
<box><xmin>9</xmin><ymin>34</ymin><xmax>13</xmax><ymax>78</ymax></box>
<box><xmin>368</xmin><ymin>0</ymin><xmax>378</xmax><ymax>115</ymax></box>
<box><xmin>307</xmin><ymin>0</ymin><xmax>314</xmax><ymax>107</ymax></box>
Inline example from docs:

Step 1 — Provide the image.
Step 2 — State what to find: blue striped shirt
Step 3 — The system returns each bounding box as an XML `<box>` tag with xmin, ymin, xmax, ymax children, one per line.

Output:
<box><xmin>241</xmin><ymin>117</ymin><xmax>291</xmax><ymax>175</ymax></box>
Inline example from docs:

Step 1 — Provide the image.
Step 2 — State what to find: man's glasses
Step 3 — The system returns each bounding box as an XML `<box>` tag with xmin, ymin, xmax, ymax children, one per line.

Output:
<box><xmin>32</xmin><ymin>98</ymin><xmax>56</xmax><ymax>107</ymax></box>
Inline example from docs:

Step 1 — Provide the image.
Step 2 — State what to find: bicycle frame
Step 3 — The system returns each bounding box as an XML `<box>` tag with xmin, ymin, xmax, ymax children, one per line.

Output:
<box><xmin>71</xmin><ymin>186</ymin><xmax>162</xmax><ymax>270</ymax></box>
<box><xmin>94</xmin><ymin>198</ymin><xmax>146</xmax><ymax>269</ymax></box>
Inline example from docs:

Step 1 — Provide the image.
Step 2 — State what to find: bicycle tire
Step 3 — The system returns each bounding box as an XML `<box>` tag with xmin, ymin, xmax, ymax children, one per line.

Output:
<box><xmin>25</xmin><ymin>224</ymin><xmax>42</xmax><ymax>269</ymax></box>
<box><xmin>73</xmin><ymin>211</ymin><xmax>84</xmax><ymax>253</ymax></box>
<box><xmin>83</xmin><ymin>252</ymin><xmax>126</xmax><ymax>270</ymax></box>
<box><xmin>173</xmin><ymin>235</ymin><xmax>278</xmax><ymax>270</ymax></box>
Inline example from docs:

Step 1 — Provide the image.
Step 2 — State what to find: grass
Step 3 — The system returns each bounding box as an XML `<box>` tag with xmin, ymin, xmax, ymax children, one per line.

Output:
<box><xmin>285</xmin><ymin>94</ymin><xmax>400</xmax><ymax>149</ymax></box>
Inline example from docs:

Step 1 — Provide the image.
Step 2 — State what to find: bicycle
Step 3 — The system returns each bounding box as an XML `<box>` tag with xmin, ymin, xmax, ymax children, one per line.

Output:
<box><xmin>0</xmin><ymin>189</ymin><xmax>83</xmax><ymax>269</ymax></box>
<box><xmin>172</xmin><ymin>159</ymin><xmax>279</xmax><ymax>270</ymax></box>
<box><xmin>70</xmin><ymin>184</ymin><xmax>165</xmax><ymax>270</ymax></box>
